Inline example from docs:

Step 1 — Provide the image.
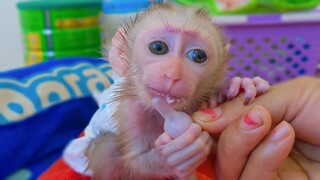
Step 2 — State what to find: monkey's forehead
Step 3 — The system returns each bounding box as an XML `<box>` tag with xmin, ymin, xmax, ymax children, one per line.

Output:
<box><xmin>134</xmin><ymin>5</ymin><xmax>224</xmax><ymax>43</ymax></box>
<box><xmin>132</xmin><ymin>12</ymin><xmax>222</xmax><ymax>52</ymax></box>
<box><xmin>139</xmin><ymin>8</ymin><xmax>216</xmax><ymax>36</ymax></box>
<box><xmin>128</xmin><ymin>5</ymin><xmax>226</xmax><ymax>59</ymax></box>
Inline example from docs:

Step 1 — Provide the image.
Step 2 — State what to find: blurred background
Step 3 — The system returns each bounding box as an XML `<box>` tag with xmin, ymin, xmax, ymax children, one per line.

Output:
<box><xmin>0</xmin><ymin>0</ymin><xmax>24</xmax><ymax>71</ymax></box>
<box><xmin>1</xmin><ymin>0</ymin><xmax>320</xmax><ymax>83</ymax></box>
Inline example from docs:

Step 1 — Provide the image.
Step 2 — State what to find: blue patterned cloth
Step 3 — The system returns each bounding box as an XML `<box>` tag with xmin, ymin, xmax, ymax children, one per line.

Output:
<box><xmin>0</xmin><ymin>57</ymin><xmax>113</xmax><ymax>179</ymax></box>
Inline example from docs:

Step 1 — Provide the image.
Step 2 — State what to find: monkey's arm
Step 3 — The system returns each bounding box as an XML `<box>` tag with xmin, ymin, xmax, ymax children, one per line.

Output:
<box><xmin>63</xmin><ymin>108</ymin><xmax>117</xmax><ymax>176</ymax></box>
<box><xmin>119</xmin><ymin>126</ymin><xmax>211</xmax><ymax>179</ymax></box>
<box><xmin>86</xmin><ymin>132</ymin><xmax>123</xmax><ymax>179</ymax></box>
<box><xmin>63</xmin><ymin>83</ymin><xmax>120</xmax><ymax>175</ymax></box>
<box><xmin>86</xmin><ymin>124</ymin><xmax>212</xmax><ymax>179</ymax></box>
<box><xmin>85</xmin><ymin>132</ymin><xmax>174</xmax><ymax>179</ymax></box>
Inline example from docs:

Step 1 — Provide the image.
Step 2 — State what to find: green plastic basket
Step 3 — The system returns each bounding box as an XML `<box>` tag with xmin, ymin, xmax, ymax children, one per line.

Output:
<box><xmin>17</xmin><ymin>0</ymin><xmax>102</xmax><ymax>65</ymax></box>
<box><xmin>17</xmin><ymin>0</ymin><xmax>101</xmax><ymax>10</ymax></box>
<box><xmin>23</xmin><ymin>27</ymin><xmax>101</xmax><ymax>51</ymax></box>
<box><xmin>25</xmin><ymin>47</ymin><xmax>101</xmax><ymax>65</ymax></box>
<box><xmin>18</xmin><ymin>7</ymin><xmax>100</xmax><ymax>31</ymax></box>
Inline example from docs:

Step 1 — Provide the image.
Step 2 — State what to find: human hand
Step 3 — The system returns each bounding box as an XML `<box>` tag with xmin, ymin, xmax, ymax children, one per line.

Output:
<box><xmin>194</xmin><ymin>77</ymin><xmax>320</xmax><ymax>179</ymax></box>
<box><xmin>213</xmin><ymin>105</ymin><xmax>295</xmax><ymax>179</ymax></box>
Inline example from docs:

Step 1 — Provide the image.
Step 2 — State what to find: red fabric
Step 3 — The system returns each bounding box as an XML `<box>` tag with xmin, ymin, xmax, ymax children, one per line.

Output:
<box><xmin>40</xmin><ymin>131</ymin><xmax>217</xmax><ymax>180</ymax></box>
<box><xmin>39</xmin><ymin>158</ymin><xmax>90</xmax><ymax>180</ymax></box>
<box><xmin>195</xmin><ymin>157</ymin><xmax>217</xmax><ymax>180</ymax></box>
<box><xmin>39</xmin><ymin>131</ymin><xmax>88</xmax><ymax>180</ymax></box>
<box><xmin>40</xmin><ymin>158</ymin><xmax>217</xmax><ymax>180</ymax></box>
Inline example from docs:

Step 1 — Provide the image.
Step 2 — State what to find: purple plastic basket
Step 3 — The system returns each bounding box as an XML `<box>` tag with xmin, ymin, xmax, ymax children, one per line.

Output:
<box><xmin>216</xmin><ymin>11</ymin><xmax>320</xmax><ymax>84</ymax></box>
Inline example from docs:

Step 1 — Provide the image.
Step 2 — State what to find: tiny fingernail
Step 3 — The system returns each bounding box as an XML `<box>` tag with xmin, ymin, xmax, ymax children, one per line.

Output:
<box><xmin>243</xmin><ymin>97</ymin><xmax>252</xmax><ymax>105</ymax></box>
<box><xmin>192</xmin><ymin>107</ymin><xmax>222</xmax><ymax>122</ymax></box>
<box><xmin>257</xmin><ymin>86</ymin><xmax>265</xmax><ymax>94</ymax></box>
<box><xmin>227</xmin><ymin>89</ymin><xmax>235</xmax><ymax>100</ymax></box>
<box><xmin>241</xmin><ymin>107</ymin><xmax>263</xmax><ymax>130</ymax></box>
<box><xmin>257</xmin><ymin>90</ymin><xmax>263</xmax><ymax>95</ymax></box>
<box><xmin>270</xmin><ymin>122</ymin><xmax>290</xmax><ymax>141</ymax></box>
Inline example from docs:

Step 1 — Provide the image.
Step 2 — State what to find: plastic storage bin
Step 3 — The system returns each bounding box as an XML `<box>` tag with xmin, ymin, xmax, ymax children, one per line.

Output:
<box><xmin>17</xmin><ymin>0</ymin><xmax>102</xmax><ymax>66</ymax></box>
<box><xmin>174</xmin><ymin>0</ymin><xmax>319</xmax><ymax>14</ymax></box>
<box><xmin>214</xmin><ymin>11</ymin><xmax>320</xmax><ymax>84</ymax></box>
<box><xmin>101</xmin><ymin>0</ymin><xmax>159</xmax><ymax>44</ymax></box>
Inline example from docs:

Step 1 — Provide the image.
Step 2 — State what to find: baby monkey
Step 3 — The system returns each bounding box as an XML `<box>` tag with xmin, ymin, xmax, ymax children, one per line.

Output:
<box><xmin>63</xmin><ymin>2</ymin><xmax>269</xmax><ymax>179</ymax></box>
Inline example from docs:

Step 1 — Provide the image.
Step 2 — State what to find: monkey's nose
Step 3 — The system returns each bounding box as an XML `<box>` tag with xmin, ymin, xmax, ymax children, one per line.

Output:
<box><xmin>163</xmin><ymin>57</ymin><xmax>183</xmax><ymax>90</ymax></box>
<box><xmin>164</xmin><ymin>73</ymin><xmax>181</xmax><ymax>91</ymax></box>
<box><xmin>165</xmin><ymin>61</ymin><xmax>182</xmax><ymax>80</ymax></box>
<box><xmin>165</xmin><ymin>70</ymin><xmax>181</xmax><ymax>81</ymax></box>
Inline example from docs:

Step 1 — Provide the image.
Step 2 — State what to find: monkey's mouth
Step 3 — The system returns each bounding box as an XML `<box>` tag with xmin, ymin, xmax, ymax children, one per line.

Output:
<box><xmin>149</xmin><ymin>88</ymin><xmax>186</xmax><ymax>105</ymax></box>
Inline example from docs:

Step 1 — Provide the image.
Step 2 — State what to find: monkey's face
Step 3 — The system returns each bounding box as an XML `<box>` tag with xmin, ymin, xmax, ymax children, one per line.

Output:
<box><xmin>131</xmin><ymin>24</ymin><xmax>219</xmax><ymax>112</ymax></box>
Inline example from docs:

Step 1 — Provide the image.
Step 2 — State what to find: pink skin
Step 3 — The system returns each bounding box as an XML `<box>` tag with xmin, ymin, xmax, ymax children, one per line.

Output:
<box><xmin>133</xmin><ymin>26</ymin><xmax>268</xmax><ymax>176</ymax></box>
<box><xmin>109</xmin><ymin>24</ymin><xmax>269</xmax><ymax>177</ymax></box>
<box><xmin>133</xmin><ymin>25</ymin><xmax>216</xmax><ymax>108</ymax></box>
<box><xmin>131</xmin><ymin>26</ymin><xmax>214</xmax><ymax>177</ymax></box>
<box><xmin>199</xmin><ymin>109</ymin><xmax>219</xmax><ymax>119</ymax></box>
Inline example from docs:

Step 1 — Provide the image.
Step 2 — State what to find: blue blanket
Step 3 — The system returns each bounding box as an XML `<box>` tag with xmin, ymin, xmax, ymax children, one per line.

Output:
<box><xmin>0</xmin><ymin>57</ymin><xmax>113</xmax><ymax>179</ymax></box>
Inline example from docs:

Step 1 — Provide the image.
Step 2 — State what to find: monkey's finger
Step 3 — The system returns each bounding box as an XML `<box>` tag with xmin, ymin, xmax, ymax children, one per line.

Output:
<box><xmin>152</xmin><ymin>97</ymin><xmax>176</xmax><ymax>120</ymax></box>
<box><xmin>241</xmin><ymin>78</ymin><xmax>257</xmax><ymax>105</ymax></box>
<box><xmin>167</xmin><ymin>131</ymin><xmax>210</xmax><ymax>166</ymax></box>
<box><xmin>252</xmin><ymin>76</ymin><xmax>270</xmax><ymax>96</ymax></box>
<box><xmin>217</xmin><ymin>91</ymin><xmax>227</xmax><ymax>104</ymax></box>
<box><xmin>227</xmin><ymin>77</ymin><xmax>241</xmax><ymax>100</ymax></box>
<box><xmin>162</xmin><ymin>123</ymin><xmax>202</xmax><ymax>157</ymax></box>
<box><xmin>208</xmin><ymin>97</ymin><xmax>218</xmax><ymax>108</ymax></box>
<box><xmin>174</xmin><ymin>152</ymin><xmax>207</xmax><ymax>178</ymax></box>
<box><xmin>155</xmin><ymin>132</ymin><xmax>172</xmax><ymax>148</ymax></box>
<box><xmin>174</xmin><ymin>137</ymin><xmax>212</xmax><ymax>178</ymax></box>
<box><xmin>199</xmin><ymin>102</ymin><xmax>209</xmax><ymax>110</ymax></box>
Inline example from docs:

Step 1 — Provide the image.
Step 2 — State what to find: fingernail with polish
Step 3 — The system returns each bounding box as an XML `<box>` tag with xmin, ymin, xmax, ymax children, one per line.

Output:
<box><xmin>241</xmin><ymin>107</ymin><xmax>263</xmax><ymax>130</ymax></box>
<box><xmin>270</xmin><ymin>121</ymin><xmax>290</xmax><ymax>141</ymax></box>
<box><xmin>192</xmin><ymin>107</ymin><xmax>222</xmax><ymax>122</ymax></box>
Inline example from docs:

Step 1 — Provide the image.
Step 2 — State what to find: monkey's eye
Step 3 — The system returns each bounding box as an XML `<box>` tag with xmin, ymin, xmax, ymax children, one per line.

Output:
<box><xmin>148</xmin><ymin>41</ymin><xmax>169</xmax><ymax>55</ymax></box>
<box><xmin>187</xmin><ymin>49</ymin><xmax>207</xmax><ymax>63</ymax></box>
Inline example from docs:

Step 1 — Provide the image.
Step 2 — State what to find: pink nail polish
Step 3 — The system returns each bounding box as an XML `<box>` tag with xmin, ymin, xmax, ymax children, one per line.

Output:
<box><xmin>199</xmin><ymin>109</ymin><xmax>217</xmax><ymax>119</ymax></box>
<box><xmin>192</xmin><ymin>107</ymin><xmax>222</xmax><ymax>122</ymax></box>
<box><xmin>241</xmin><ymin>107</ymin><xmax>263</xmax><ymax>130</ymax></box>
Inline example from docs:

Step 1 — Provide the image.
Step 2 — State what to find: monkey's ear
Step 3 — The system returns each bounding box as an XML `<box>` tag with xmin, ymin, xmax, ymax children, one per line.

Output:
<box><xmin>108</xmin><ymin>29</ymin><xmax>129</xmax><ymax>76</ymax></box>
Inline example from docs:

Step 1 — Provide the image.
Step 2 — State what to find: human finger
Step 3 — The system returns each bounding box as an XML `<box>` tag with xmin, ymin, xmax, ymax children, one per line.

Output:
<box><xmin>215</xmin><ymin>105</ymin><xmax>272</xmax><ymax>180</ymax></box>
<box><xmin>240</xmin><ymin>121</ymin><xmax>295</xmax><ymax>179</ymax></box>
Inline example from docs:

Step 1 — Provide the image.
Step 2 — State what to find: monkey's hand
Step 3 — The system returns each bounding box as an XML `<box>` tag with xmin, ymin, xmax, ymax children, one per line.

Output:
<box><xmin>216</xmin><ymin>76</ymin><xmax>270</xmax><ymax>105</ymax></box>
<box><xmin>155</xmin><ymin>123</ymin><xmax>213</xmax><ymax>178</ymax></box>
